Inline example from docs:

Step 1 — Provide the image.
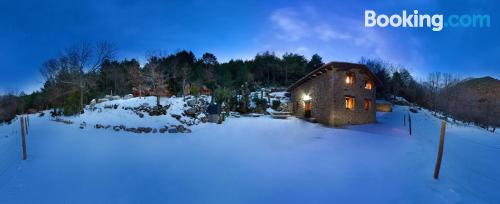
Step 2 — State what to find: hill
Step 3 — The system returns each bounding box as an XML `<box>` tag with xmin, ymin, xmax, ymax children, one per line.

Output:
<box><xmin>452</xmin><ymin>76</ymin><xmax>500</xmax><ymax>96</ymax></box>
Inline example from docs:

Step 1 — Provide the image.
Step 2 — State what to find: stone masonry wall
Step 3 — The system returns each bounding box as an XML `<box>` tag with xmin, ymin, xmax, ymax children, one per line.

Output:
<box><xmin>290</xmin><ymin>67</ymin><xmax>376</xmax><ymax>126</ymax></box>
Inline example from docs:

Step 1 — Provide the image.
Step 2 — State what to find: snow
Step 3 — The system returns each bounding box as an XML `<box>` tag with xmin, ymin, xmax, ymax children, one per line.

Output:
<box><xmin>0</xmin><ymin>104</ymin><xmax>499</xmax><ymax>203</ymax></box>
<box><xmin>63</xmin><ymin>96</ymin><xmax>208</xmax><ymax>128</ymax></box>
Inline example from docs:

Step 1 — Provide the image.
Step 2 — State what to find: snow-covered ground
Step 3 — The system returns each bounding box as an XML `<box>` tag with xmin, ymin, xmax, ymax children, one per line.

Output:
<box><xmin>78</xmin><ymin>96</ymin><xmax>208</xmax><ymax>128</ymax></box>
<box><xmin>0</xmin><ymin>102</ymin><xmax>499</xmax><ymax>203</ymax></box>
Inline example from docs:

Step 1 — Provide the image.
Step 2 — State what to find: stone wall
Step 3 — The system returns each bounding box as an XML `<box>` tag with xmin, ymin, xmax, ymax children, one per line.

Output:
<box><xmin>329</xmin><ymin>68</ymin><xmax>376</xmax><ymax>126</ymax></box>
<box><xmin>290</xmin><ymin>71</ymin><xmax>334</xmax><ymax>124</ymax></box>
<box><xmin>290</xmin><ymin>66</ymin><xmax>377</xmax><ymax>126</ymax></box>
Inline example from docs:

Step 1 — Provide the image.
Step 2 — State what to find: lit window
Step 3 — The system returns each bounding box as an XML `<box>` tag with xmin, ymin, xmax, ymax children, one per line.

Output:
<box><xmin>346</xmin><ymin>72</ymin><xmax>355</xmax><ymax>85</ymax></box>
<box><xmin>364</xmin><ymin>80</ymin><xmax>373</xmax><ymax>90</ymax></box>
<box><xmin>345</xmin><ymin>96</ymin><xmax>355</xmax><ymax>110</ymax></box>
<box><xmin>364</xmin><ymin>99</ymin><xmax>371</xmax><ymax>110</ymax></box>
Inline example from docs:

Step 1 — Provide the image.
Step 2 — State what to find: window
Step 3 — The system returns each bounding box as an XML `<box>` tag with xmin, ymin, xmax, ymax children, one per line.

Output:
<box><xmin>364</xmin><ymin>80</ymin><xmax>373</xmax><ymax>90</ymax></box>
<box><xmin>345</xmin><ymin>96</ymin><xmax>355</xmax><ymax>110</ymax></box>
<box><xmin>345</xmin><ymin>72</ymin><xmax>355</xmax><ymax>85</ymax></box>
<box><xmin>364</xmin><ymin>99</ymin><xmax>372</xmax><ymax>110</ymax></box>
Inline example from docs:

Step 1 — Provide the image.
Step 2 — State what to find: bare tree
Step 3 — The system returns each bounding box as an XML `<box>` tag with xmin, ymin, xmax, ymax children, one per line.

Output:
<box><xmin>39</xmin><ymin>42</ymin><xmax>115</xmax><ymax>114</ymax></box>
<box><xmin>145</xmin><ymin>58</ymin><xmax>168</xmax><ymax>107</ymax></box>
<box><xmin>128</xmin><ymin>63</ymin><xmax>145</xmax><ymax>98</ymax></box>
<box><xmin>64</xmin><ymin>41</ymin><xmax>116</xmax><ymax>113</ymax></box>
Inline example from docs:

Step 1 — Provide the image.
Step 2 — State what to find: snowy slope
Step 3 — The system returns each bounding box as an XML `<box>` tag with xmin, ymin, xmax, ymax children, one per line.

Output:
<box><xmin>0</xmin><ymin>104</ymin><xmax>499</xmax><ymax>203</ymax></box>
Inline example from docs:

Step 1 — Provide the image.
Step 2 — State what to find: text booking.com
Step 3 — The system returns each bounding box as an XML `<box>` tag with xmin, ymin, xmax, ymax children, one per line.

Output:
<box><xmin>365</xmin><ymin>10</ymin><xmax>491</xmax><ymax>31</ymax></box>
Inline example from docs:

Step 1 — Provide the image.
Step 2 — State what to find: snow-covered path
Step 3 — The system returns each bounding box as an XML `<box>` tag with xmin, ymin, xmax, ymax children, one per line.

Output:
<box><xmin>0</xmin><ymin>106</ymin><xmax>499</xmax><ymax>203</ymax></box>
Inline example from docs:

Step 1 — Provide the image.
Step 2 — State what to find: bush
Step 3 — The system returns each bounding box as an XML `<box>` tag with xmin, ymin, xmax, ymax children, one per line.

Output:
<box><xmin>0</xmin><ymin>95</ymin><xmax>18</xmax><ymax>123</ymax></box>
<box><xmin>252</xmin><ymin>97</ymin><xmax>268</xmax><ymax>113</ymax></box>
<box><xmin>50</xmin><ymin>108</ymin><xmax>63</xmax><ymax>117</ymax></box>
<box><xmin>63</xmin><ymin>91</ymin><xmax>82</xmax><ymax>116</ymax></box>
<box><xmin>190</xmin><ymin>85</ymin><xmax>201</xmax><ymax>96</ymax></box>
<box><xmin>272</xmin><ymin>100</ymin><xmax>281</xmax><ymax>111</ymax></box>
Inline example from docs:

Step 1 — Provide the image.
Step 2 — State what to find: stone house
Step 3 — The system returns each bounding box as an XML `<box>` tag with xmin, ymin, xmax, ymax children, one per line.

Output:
<box><xmin>287</xmin><ymin>61</ymin><xmax>382</xmax><ymax>126</ymax></box>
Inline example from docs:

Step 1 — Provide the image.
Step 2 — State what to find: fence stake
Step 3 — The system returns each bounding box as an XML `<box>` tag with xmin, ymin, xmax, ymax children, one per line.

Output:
<box><xmin>434</xmin><ymin>120</ymin><xmax>447</xmax><ymax>179</ymax></box>
<box><xmin>408</xmin><ymin>114</ymin><xmax>412</xmax><ymax>135</ymax></box>
<box><xmin>20</xmin><ymin>116</ymin><xmax>27</xmax><ymax>160</ymax></box>
<box><xmin>24</xmin><ymin>116</ymin><xmax>28</xmax><ymax>135</ymax></box>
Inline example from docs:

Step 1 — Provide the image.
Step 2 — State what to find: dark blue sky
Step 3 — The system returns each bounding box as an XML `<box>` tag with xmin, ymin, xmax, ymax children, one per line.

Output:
<box><xmin>0</xmin><ymin>0</ymin><xmax>498</xmax><ymax>93</ymax></box>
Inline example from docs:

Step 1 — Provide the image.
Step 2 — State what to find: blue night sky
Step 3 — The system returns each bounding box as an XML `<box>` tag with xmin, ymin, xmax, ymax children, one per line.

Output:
<box><xmin>0</xmin><ymin>0</ymin><xmax>498</xmax><ymax>93</ymax></box>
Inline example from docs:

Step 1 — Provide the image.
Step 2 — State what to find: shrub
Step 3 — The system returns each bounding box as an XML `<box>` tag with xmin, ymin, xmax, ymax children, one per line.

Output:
<box><xmin>0</xmin><ymin>95</ymin><xmax>18</xmax><ymax>123</ymax></box>
<box><xmin>252</xmin><ymin>97</ymin><xmax>268</xmax><ymax>113</ymax></box>
<box><xmin>190</xmin><ymin>85</ymin><xmax>201</xmax><ymax>96</ymax></box>
<box><xmin>272</xmin><ymin>100</ymin><xmax>281</xmax><ymax>111</ymax></box>
<box><xmin>63</xmin><ymin>91</ymin><xmax>82</xmax><ymax>116</ymax></box>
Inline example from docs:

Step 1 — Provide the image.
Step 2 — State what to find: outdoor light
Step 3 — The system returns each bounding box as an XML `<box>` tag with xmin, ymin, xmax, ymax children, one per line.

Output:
<box><xmin>302</xmin><ymin>94</ymin><xmax>312</xmax><ymax>101</ymax></box>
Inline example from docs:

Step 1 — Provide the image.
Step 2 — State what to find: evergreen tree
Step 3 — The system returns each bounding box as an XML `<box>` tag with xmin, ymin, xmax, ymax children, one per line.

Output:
<box><xmin>306</xmin><ymin>54</ymin><xmax>324</xmax><ymax>73</ymax></box>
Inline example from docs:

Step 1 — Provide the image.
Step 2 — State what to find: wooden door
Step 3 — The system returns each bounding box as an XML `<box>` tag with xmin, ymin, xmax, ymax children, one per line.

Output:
<box><xmin>304</xmin><ymin>101</ymin><xmax>311</xmax><ymax>118</ymax></box>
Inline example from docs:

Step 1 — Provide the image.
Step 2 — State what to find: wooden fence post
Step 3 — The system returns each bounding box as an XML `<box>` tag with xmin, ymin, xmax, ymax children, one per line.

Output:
<box><xmin>408</xmin><ymin>114</ymin><xmax>412</xmax><ymax>135</ymax></box>
<box><xmin>434</xmin><ymin>120</ymin><xmax>447</xmax><ymax>179</ymax></box>
<box><xmin>24</xmin><ymin>116</ymin><xmax>28</xmax><ymax>135</ymax></box>
<box><xmin>20</xmin><ymin>116</ymin><xmax>27</xmax><ymax>160</ymax></box>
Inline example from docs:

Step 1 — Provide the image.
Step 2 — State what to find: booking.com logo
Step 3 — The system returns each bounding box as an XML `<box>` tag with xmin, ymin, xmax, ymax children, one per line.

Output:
<box><xmin>365</xmin><ymin>10</ymin><xmax>491</xmax><ymax>31</ymax></box>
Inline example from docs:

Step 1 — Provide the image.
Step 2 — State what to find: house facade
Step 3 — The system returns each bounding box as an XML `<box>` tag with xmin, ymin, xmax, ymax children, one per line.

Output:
<box><xmin>288</xmin><ymin>62</ymin><xmax>382</xmax><ymax>126</ymax></box>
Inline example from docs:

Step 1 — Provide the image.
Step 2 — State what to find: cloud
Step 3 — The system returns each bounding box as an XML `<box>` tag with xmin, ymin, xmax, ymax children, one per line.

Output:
<box><xmin>269</xmin><ymin>8</ymin><xmax>309</xmax><ymax>41</ymax></box>
<box><xmin>269</xmin><ymin>7</ymin><xmax>353</xmax><ymax>43</ymax></box>
<box><xmin>264</xmin><ymin>5</ymin><xmax>426</xmax><ymax>71</ymax></box>
<box><xmin>314</xmin><ymin>24</ymin><xmax>352</xmax><ymax>41</ymax></box>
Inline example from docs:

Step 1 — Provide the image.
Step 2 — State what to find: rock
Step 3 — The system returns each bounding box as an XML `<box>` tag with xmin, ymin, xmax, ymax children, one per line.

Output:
<box><xmin>200</xmin><ymin>116</ymin><xmax>209</xmax><ymax>123</ymax></box>
<box><xmin>113</xmin><ymin>125</ymin><xmax>124</xmax><ymax>131</ymax></box>
<box><xmin>90</xmin><ymin>99</ymin><xmax>96</xmax><ymax>108</ymax></box>
<box><xmin>159</xmin><ymin>127</ymin><xmax>168</xmax><ymax>133</ymax></box>
<box><xmin>95</xmin><ymin>124</ymin><xmax>104</xmax><ymax>129</ymax></box>
<box><xmin>97</xmin><ymin>98</ymin><xmax>109</xmax><ymax>103</ymax></box>
<box><xmin>52</xmin><ymin>117</ymin><xmax>74</xmax><ymax>124</ymax></box>
<box><xmin>171</xmin><ymin>114</ymin><xmax>181</xmax><ymax>120</ymax></box>
<box><xmin>137</xmin><ymin>112</ymin><xmax>144</xmax><ymax>118</ymax></box>
<box><xmin>168</xmin><ymin>128</ymin><xmax>178</xmax><ymax>133</ymax></box>
<box><xmin>184</xmin><ymin>107</ymin><xmax>197</xmax><ymax>117</ymax></box>
<box><xmin>197</xmin><ymin>98</ymin><xmax>208</xmax><ymax>105</ymax></box>
<box><xmin>171</xmin><ymin>125</ymin><xmax>191</xmax><ymax>133</ymax></box>
<box><xmin>105</xmin><ymin>95</ymin><xmax>121</xmax><ymax>101</ymax></box>
<box><xmin>79</xmin><ymin>122</ymin><xmax>86</xmax><ymax>129</ymax></box>
<box><xmin>123</xmin><ymin>94</ymin><xmax>134</xmax><ymax>99</ymax></box>
<box><xmin>186</xmin><ymin>99</ymin><xmax>197</xmax><ymax>107</ymax></box>
<box><xmin>149</xmin><ymin>106</ymin><xmax>167</xmax><ymax>116</ymax></box>
<box><xmin>138</xmin><ymin>127</ymin><xmax>152</xmax><ymax>133</ymax></box>
<box><xmin>176</xmin><ymin>125</ymin><xmax>186</xmax><ymax>132</ymax></box>
<box><xmin>152</xmin><ymin>128</ymin><xmax>157</xmax><ymax>133</ymax></box>
<box><xmin>125</xmin><ymin>127</ymin><xmax>137</xmax><ymax>132</ymax></box>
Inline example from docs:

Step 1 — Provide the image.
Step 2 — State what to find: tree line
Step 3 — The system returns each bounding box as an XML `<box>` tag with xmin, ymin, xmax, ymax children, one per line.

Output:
<box><xmin>1</xmin><ymin>42</ymin><xmax>325</xmax><ymax>118</ymax></box>
<box><xmin>1</xmin><ymin>43</ymin><xmax>497</xmax><ymax>132</ymax></box>
<box><xmin>362</xmin><ymin>58</ymin><xmax>499</xmax><ymax>132</ymax></box>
